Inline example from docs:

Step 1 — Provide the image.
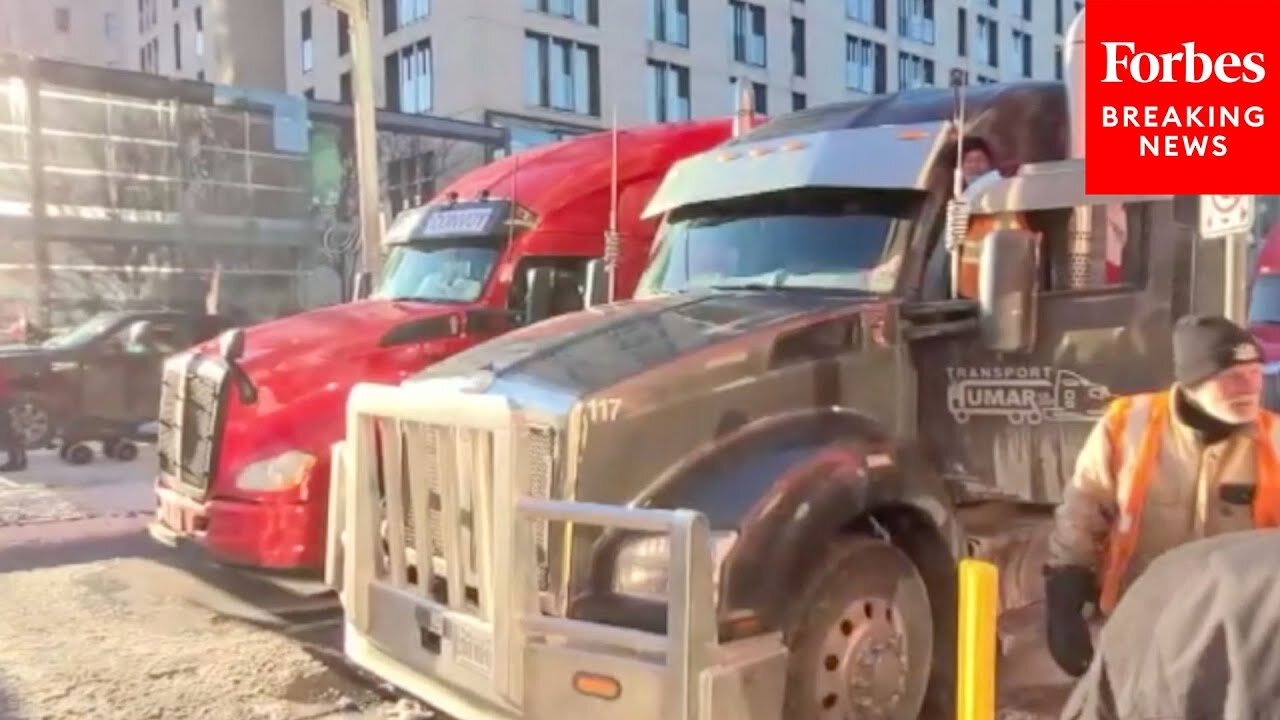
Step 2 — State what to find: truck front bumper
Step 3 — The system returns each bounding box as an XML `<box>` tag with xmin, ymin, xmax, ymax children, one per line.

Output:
<box><xmin>344</xmin><ymin>616</ymin><xmax>788</xmax><ymax>720</ymax></box>
<box><xmin>151</xmin><ymin>480</ymin><xmax>324</xmax><ymax>569</ymax></box>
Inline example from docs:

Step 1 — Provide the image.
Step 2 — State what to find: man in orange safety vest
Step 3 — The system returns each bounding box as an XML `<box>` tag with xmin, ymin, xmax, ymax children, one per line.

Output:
<box><xmin>1043</xmin><ymin>314</ymin><xmax>1280</xmax><ymax>677</ymax></box>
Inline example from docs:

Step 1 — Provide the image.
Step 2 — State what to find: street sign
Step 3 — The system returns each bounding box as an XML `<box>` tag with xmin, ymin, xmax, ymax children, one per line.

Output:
<box><xmin>1199</xmin><ymin>194</ymin><xmax>1255</xmax><ymax>239</ymax></box>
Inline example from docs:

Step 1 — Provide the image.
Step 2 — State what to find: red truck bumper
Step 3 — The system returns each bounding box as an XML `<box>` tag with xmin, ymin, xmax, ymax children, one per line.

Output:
<box><xmin>150</xmin><ymin>480</ymin><xmax>325</xmax><ymax>570</ymax></box>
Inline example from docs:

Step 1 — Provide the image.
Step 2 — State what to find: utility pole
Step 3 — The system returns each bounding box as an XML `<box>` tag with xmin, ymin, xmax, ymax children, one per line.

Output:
<box><xmin>325</xmin><ymin>0</ymin><xmax>383</xmax><ymax>276</ymax></box>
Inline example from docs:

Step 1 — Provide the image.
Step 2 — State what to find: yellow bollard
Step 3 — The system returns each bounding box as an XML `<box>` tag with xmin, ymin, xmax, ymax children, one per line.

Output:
<box><xmin>955</xmin><ymin>558</ymin><xmax>999</xmax><ymax>720</ymax></box>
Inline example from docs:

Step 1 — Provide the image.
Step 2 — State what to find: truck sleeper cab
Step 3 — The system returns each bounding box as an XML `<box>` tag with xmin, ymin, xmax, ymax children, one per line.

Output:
<box><xmin>327</xmin><ymin>15</ymin><xmax>1249</xmax><ymax>718</ymax></box>
<box><xmin>149</xmin><ymin>119</ymin><xmax>733</xmax><ymax>570</ymax></box>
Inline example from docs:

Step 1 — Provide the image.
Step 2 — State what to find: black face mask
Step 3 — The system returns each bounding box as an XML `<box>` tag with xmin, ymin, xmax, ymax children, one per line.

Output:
<box><xmin>1175</xmin><ymin>387</ymin><xmax>1244</xmax><ymax>444</ymax></box>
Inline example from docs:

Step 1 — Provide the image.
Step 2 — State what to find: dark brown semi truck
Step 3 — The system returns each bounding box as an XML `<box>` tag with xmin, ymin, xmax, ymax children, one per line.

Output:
<box><xmin>323</xmin><ymin>10</ymin><xmax>1253</xmax><ymax>720</ymax></box>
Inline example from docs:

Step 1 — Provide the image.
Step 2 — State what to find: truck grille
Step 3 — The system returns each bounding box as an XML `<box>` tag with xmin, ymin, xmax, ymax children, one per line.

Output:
<box><xmin>380</xmin><ymin>419</ymin><xmax>559</xmax><ymax>606</ymax></box>
<box><xmin>157</xmin><ymin>356</ymin><xmax>229</xmax><ymax>496</ymax></box>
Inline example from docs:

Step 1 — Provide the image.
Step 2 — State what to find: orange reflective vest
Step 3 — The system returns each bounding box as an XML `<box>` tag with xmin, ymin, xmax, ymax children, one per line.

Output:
<box><xmin>1097</xmin><ymin>391</ymin><xmax>1280</xmax><ymax>613</ymax></box>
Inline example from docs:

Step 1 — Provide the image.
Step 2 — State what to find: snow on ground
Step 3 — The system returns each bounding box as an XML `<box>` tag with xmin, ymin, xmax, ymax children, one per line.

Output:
<box><xmin>0</xmin><ymin>449</ymin><xmax>413</xmax><ymax>720</ymax></box>
<box><xmin>0</xmin><ymin>559</ymin><xmax>392</xmax><ymax>720</ymax></box>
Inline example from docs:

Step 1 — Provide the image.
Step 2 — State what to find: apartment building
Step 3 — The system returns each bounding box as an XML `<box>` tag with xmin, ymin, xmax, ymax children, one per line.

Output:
<box><xmin>0</xmin><ymin>0</ymin><xmax>128</xmax><ymax>67</ymax></box>
<box><xmin>121</xmin><ymin>0</ymin><xmax>1082</xmax><ymax>156</ymax></box>
<box><xmin>274</xmin><ymin>0</ymin><xmax>1081</xmax><ymax>152</ymax></box>
<box><xmin>132</xmin><ymin>0</ymin><xmax>285</xmax><ymax>88</ymax></box>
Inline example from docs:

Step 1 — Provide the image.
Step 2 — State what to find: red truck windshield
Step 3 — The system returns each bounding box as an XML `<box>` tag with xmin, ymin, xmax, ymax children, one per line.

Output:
<box><xmin>374</xmin><ymin>242</ymin><xmax>500</xmax><ymax>303</ymax></box>
<box><xmin>636</xmin><ymin>188</ymin><xmax>922</xmax><ymax>297</ymax></box>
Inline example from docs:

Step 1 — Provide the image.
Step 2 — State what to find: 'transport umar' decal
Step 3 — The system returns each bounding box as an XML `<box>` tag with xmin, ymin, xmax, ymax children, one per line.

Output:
<box><xmin>945</xmin><ymin>366</ymin><xmax>1112</xmax><ymax>425</ymax></box>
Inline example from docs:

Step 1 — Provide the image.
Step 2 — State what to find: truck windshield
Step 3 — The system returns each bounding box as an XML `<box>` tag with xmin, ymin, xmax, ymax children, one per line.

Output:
<box><xmin>375</xmin><ymin>242</ymin><xmax>500</xmax><ymax>303</ymax></box>
<box><xmin>636</xmin><ymin>188</ymin><xmax>921</xmax><ymax>297</ymax></box>
<box><xmin>1251</xmin><ymin>274</ymin><xmax>1280</xmax><ymax>324</ymax></box>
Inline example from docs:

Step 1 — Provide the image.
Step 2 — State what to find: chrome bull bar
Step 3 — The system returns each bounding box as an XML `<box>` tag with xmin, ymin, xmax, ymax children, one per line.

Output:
<box><xmin>329</xmin><ymin>380</ymin><xmax>785</xmax><ymax>720</ymax></box>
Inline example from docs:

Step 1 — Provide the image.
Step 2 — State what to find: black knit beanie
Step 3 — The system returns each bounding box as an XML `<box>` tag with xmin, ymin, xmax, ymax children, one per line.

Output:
<box><xmin>1172</xmin><ymin>314</ymin><xmax>1262</xmax><ymax>387</ymax></box>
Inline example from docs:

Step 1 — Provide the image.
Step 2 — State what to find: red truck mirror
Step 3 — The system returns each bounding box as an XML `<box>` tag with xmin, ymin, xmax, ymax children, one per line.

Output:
<box><xmin>583</xmin><ymin>258</ymin><xmax>610</xmax><ymax>308</ymax></box>
<box><xmin>524</xmin><ymin>266</ymin><xmax>557</xmax><ymax>325</ymax></box>
<box><xmin>977</xmin><ymin>229</ymin><xmax>1040</xmax><ymax>353</ymax></box>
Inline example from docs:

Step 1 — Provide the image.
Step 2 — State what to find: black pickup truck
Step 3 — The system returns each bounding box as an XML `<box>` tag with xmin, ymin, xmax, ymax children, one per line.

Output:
<box><xmin>0</xmin><ymin>309</ymin><xmax>235</xmax><ymax>448</ymax></box>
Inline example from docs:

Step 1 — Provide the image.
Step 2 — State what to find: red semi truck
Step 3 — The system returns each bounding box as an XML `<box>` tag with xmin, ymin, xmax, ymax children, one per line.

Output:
<box><xmin>148</xmin><ymin>118</ymin><xmax>734</xmax><ymax>569</ymax></box>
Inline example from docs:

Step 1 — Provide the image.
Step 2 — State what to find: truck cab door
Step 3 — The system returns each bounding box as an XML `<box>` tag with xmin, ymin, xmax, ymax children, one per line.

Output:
<box><xmin>921</xmin><ymin>200</ymin><xmax>1180</xmax><ymax>502</ymax></box>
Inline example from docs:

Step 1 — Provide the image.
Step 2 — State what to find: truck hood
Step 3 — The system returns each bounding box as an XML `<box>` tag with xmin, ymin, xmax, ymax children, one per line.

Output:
<box><xmin>235</xmin><ymin>298</ymin><xmax>457</xmax><ymax>367</ymax></box>
<box><xmin>417</xmin><ymin>290</ymin><xmax>881</xmax><ymax>410</ymax></box>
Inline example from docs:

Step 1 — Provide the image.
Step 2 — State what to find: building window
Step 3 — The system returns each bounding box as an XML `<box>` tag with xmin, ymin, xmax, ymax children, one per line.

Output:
<box><xmin>845</xmin><ymin>35</ymin><xmax>886</xmax><ymax>94</ymax></box>
<box><xmin>196</xmin><ymin>69</ymin><xmax>205</xmax><ymax>81</ymax></box>
<box><xmin>897</xmin><ymin>0</ymin><xmax>934</xmax><ymax>44</ymax></box>
<box><xmin>54</xmin><ymin>7</ymin><xmax>70</xmax><ymax>33</ymax></box>
<box><xmin>1012</xmin><ymin>29</ymin><xmax>1031</xmax><ymax>77</ymax></box>
<box><xmin>304</xmin><ymin>88</ymin><xmax>315</xmax><ymax>100</ymax></box>
<box><xmin>172</xmin><ymin>0</ymin><xmax>177</xmax><ymax>7</ymax></box>
<box><xmin>729</xmin><ymin>78</ymin><xmax>767</xmax><ymax>115</ymax></box>
<box><xmin>387</xmin><ymin>152</ymin><xmax>437</xmax><ymax>214</ymax></box>
<box><xmin>523</xmin><ymin>0</ymin><xmax>599</xmax><ymax>26</ymax></box>
<box><xmin>791</xmin><ymin>17</ymin><xmax>806</xmax><ymax>77</ymax></box>
<box><xmin>194</xmin><ymin>6</ymin><xmax>203</xmax><ymax>55</ymax></box>
<box><xmin>150</xmin><ymin>0</ymin><xmax>156</xmax><ymax>25</ymax></box>
<box><xmin>524</xmin><ymin>32</ymin><xmax>601</xmax><ymax>116</ymax></box>
<box><xmin>173</xmin><ymin>22</ymin><xmax>181</xmax><ymax>70</ymax></box>
<box><xmin>384</xmin><ymin>39</ymin><xmax>432</xmax><ymax>113</ymax></box>
<box><xmin>976</xmin><ymin>16</ymin><xmax>998</xmax><ymax>67</ymax></box>
<box><xmin>845</xmin><ymin>0</ymin><xmax>886</xmax><ymax>29</ymax></box>
<box><xmin>340</xmin><ymin>72</ymin><xmax>353</xmax><ymax>103</ymax></box>
<box><xmin>956</xmin><ymin>7</ymin><xmax>966</xmax><ymax>56</ymax></box>
<box><xmin>792</xmin><ymin>92</ymin><xmax>806</xmax><ymax>111</ymax></box>
<box><xmin>384</xmin><ymin>0</ymin><xmax>430</xmax><ymax>33</ymax></box>
<box><xmin>1055</xmin><ymin>0</ymin><xmax>1063</xmax><ymax>33</ymax></box>
<box><xmin>647</xmin><ymin>0</ymin><xmax>689</xmax><ymax>47</ymax></box>
<box><xmin>986</xmin><ymin>0</ymin><xmax>997</xmax><ymax>6</ymax></box>
<box><xmin>1020</xmin><ymin>0</ymin><xmax>1031</xmax><ymax>21</ymax></box>
<box><xmin>104</xmin><ymin>12</ymin><xmax>117</xmax><ymax>40</ymax></box>
<box><xmin>729</xmin><ymin>1</ymin><xmax>766</xmax><ymax>67</ymax></box>
<box><xmin>338</xmin><ymin>12</ymin><xmax>350</xmax><ymax>56</ymax></box>
<box><xmin>1054</xmin><ymin>44</ymin><xmax>1062</xmax><ymax>79</ymax></box>
<box><xmin>301</xmin><ymin>9</ymin><xmax>314</xmax><ymax>72</ymax></box>
<box><xmin>898</xmin><ymin>51</ymin><xmax>934</xmax><ymax>89</ymax></box>
<box><xmin>646</xmin><ymin>60</ymin><xmax>691</xmax><ymax>122</ymax></box>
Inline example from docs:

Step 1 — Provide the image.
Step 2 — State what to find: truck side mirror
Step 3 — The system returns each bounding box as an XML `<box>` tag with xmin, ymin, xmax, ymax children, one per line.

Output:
<box><xmin>352</xmin><ymin>271</ymin><xmax>373</xmax><ymax>301</ymax></box>
<box><xmin>978</xmin><ymin>229</ymin><xmax>1039</xmax><ymax>353</ymax></box>
<box><xmin>524</xmin><ymin>266</ymin><xmax>556</xmax><ymax>325</ymax></box>
<box><xmin>583</xmin><ymin>258</ymin><xmax>610</xmax><ymax>308</ymax></box>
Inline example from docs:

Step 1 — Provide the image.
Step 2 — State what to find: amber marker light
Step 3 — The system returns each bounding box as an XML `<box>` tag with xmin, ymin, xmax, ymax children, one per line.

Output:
<box><xmin>571</xmin><ymin>671</ymin><xmax>622</xmax><ymax>700</ymax></box>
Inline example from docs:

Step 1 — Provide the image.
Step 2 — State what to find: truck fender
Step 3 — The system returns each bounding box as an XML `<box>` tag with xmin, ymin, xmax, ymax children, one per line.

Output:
<box><xmin>628</xmin><ymin>408</ymin><xmax>963</xmax><ymax>631</ymax></box>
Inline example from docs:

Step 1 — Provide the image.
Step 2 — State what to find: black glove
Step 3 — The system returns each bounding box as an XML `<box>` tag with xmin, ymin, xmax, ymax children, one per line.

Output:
<box><xmin>1044</xmin><ymin>565</ymin><xmax>1097</xmax><ymax>678</ymax></box>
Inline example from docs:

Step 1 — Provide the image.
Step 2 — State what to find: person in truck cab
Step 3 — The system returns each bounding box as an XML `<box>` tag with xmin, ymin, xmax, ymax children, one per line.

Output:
<box><xmin>960</xmin><ymin>137</ymin><xmax>995</xmax><ymax>188</ymax></box>
<box><xmin>1044</xmin><ymin>314</ymin><xmax>1280</xmax><ymax>677</ymax></box>
<box><xmin>0</xmin><ymin>365</ymin><xmax>26</xmax><ymax>472</ymax></box>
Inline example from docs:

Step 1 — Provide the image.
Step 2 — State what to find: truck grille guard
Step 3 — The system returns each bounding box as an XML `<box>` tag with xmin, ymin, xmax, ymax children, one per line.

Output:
<box><xmin>328</xmin><ymin>380</ymin><xmax>735</xmax><ymax>720</ymax></box>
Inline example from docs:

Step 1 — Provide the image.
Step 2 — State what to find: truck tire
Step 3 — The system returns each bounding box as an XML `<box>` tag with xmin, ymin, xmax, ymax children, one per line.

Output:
<box><xmin>781</xmin><ymin>537</ymin><xmax>934</xmax><ymax>720</ymax></box>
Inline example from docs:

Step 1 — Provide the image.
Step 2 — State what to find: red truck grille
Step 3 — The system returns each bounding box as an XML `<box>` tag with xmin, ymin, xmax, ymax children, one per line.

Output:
<box><xmin>157</xmin><ymin>356</ymin><xmax>228</xmax><ymax>496</ymax></box>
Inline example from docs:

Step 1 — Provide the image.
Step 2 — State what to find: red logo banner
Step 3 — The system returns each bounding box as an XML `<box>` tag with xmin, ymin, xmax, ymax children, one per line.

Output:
<box><xmin>1085</xmin><ymin>0</ymin><xmax>1280</xmax><ymax>194</ymax></box>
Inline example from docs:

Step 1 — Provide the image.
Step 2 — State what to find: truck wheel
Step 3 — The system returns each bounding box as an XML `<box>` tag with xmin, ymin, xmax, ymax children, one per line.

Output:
<box><xmin>112</xmin><ymin>441</ymin><xmax>139</xmax><ymax>462</ymax></box>
<box><xmin>782</xmin><ymin>537</ymin><xmax>933</xmax><ymax>720</ymax></box>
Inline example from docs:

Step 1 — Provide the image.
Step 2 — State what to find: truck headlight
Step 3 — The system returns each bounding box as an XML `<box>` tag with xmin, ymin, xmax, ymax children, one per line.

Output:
<box><xmin>612</xmin><ymin>530</ymin><xmax>738</xmax><ymax>604</ymax></box>
<box><xmin>234</xmin><ymin>450</ymin><xmax>317</xmax><ymax>491</ymax></box>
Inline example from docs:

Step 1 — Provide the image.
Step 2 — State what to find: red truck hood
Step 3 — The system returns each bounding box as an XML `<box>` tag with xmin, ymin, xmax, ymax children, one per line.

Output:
<box><xmin>237</xmin><ymin>298</ymin><xmax>450</xmax><ymax>357</ymax></box>
<box><xmin>1250</xmin><ymin>322</ymin><xmax>1280</xmax><ymax>363</ymax></box>
<box><xmin>226</xmin><ymin>298</ymin><xmax>461</xmax><ymax>400</ymax></box>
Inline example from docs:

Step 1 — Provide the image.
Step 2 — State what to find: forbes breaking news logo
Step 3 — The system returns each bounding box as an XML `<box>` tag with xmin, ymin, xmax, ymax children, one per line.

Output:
<box><xmin>1085</xmin><ymin>2</ymin><xmax>1280</xmax><ymax>195</ymax></box>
